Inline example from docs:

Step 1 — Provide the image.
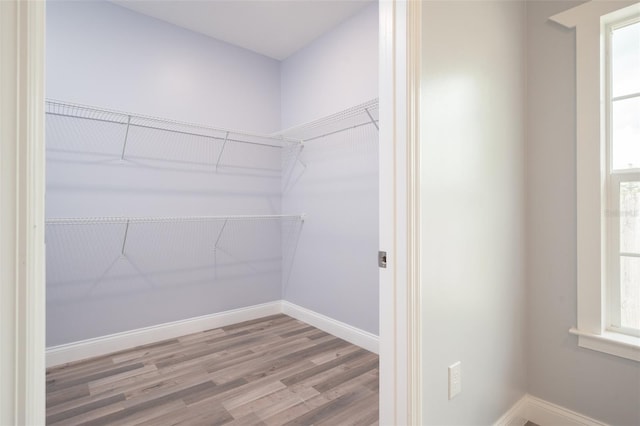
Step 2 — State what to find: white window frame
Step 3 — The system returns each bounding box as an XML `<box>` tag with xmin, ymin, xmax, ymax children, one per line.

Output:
<box><xmin>604</xmin><ymin>17</ymin><xmax>640</xmax><ymax>338</ymax></box>
<box><xmin>551</xmin><ymin>0</ymin><xmax>640</xmax><ymax>362</ymax></box>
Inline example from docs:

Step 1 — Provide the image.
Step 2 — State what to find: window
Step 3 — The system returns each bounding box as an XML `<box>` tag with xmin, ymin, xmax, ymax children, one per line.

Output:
<box><xmin>606</xmin><ymin>18</ymin><xmax>640</xmax><ymax>337</ymax></box>
<box><xmin>551</xmin><ymin>0</ymin><xmax>640</xmax><ymax>362</ymax></box>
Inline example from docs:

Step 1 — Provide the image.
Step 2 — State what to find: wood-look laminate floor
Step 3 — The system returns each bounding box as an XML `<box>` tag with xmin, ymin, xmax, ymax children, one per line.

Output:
<box><xmin>46</xmin><ymin>314</ymin><xmax>379</xmax><ymax>426</ymax></box>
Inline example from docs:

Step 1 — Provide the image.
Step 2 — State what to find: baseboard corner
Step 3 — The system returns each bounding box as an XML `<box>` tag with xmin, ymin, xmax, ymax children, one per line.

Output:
<box><xmin>46</xmin><ymin>300</ymin><xmax>380</xmax><ymax>368</ymax></box>
<box><xmin>281</xmin><ymin>300</ymin><xmax>379</xmax><ymax>354</ymax></box>
<box><xmin>494</xmin><ymin>394</ymin><xmax>529</xmax><ymax>426</ymax></box>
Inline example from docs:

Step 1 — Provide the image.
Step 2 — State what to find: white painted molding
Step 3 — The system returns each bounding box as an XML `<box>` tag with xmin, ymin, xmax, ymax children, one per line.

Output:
<box><xmin>280</xmin><ymin>301</ymin><xmax>379</xmax><ymax>354</ymax></box>
<box><xmin>493</xmin><ymin>395</ymin><xmax>528</xmax><ymax>426</ymax></box>
<box><xmin>549</xmin><ymin>0</ymin><xmax>640</xmax><ymax>361</ymax></box>
<box><xmin>525</xmin><ymin>395</ymin><xmax>608</xmax><ymax>426</ymax></box>
<box><xmin>406</xmin><ymin>1</ymin><xmax>422</xmax><ymax>425</ymax></box>
<box><xmin>379</xmin><ymin>0</ymin><xmax>421</xmax><ymax>424</ymax></box>
<box><xmin>46</xmin><ymin>301</ymin><xmax>282</xmax><ymax>367</ymax></box>
<box><xmin>570</xmin><ymin>327</ymin><xmax>640</xmax><ymax>362</ymax></box>
<box><xmin>494</xmin><ymin>394</ymin><xmax>609</xmax><ymax>426</ymax></box>
<box><xmin>0</xmin><ymin>0</ymin><xmax>46</xmax><ymax>424</ymax></box>
<box><xmin>549</xmin><ymin>0</ymin><xmax>639</xmax><ymax>28</ymax></box>
<box><xmin>47</xmin><ymin>300</ymin><xmax>380</xmax><ymax>368</ymax></box>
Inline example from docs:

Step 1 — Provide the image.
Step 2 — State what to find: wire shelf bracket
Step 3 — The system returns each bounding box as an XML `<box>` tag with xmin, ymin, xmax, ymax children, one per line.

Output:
<box><xmin>364</xmin><ymin>107</ymin><xmax>379</xmax><ymax>131</ymax></box>
<box><xmin>120</xmin><ymin>115</ymin><xmax>132</xmax><ymax>161</ymax></box>
<box><xmin>215</xmin><ymin>131</ymin><xmax>230</xmax><ymax>173</ymax></box>
<box><xmin>121</xmin><ymin>219</ymin><xmax>131</xmax><ymax>256</ymax></box>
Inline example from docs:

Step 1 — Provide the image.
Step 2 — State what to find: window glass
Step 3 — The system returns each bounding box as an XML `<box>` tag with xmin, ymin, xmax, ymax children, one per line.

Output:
<box><xmin>620</xmin><ymin>181</ymin><xmax>640</xmax><ymax>330</ymax></box>
<box><xmin>611</xmin><ymin>97</ymin><xmax>640</xmax><ymax>170</ymax></box>
<box><xmin>620</xmin><ymin>256</ymin><xmax>640</xmax><ymax>329</ymax></box>
<box><xmin>612</xmin><ymin>21</ymin><xmax>640</xmax><ymax>98</ymax></box>
<box><xmin>620</xmin><ymin>181</ymin><xmax>640</xmax><ymax>254</ymax></box>
<box><xmin>611</xmin><ymin>21</ymin><xmax>640</xmax><ymax>172</ymax></box>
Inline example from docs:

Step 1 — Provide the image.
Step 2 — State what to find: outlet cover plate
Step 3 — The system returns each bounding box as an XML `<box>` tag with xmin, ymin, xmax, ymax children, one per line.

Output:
<box><xmin>448</xmin><ymin>361</ymin><xmax>461</xmax><ymax>399</ymax></box>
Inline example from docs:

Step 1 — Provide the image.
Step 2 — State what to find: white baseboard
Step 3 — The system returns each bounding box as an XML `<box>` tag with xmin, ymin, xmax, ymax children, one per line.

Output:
<box><xmin>280</xmin><ymin>300</ymin><xmax>379</xmax><ymax>354</ymax></box>
<box><xmin>494</xmin><ymin>395</ymin><xmax>528</xmax><ymax>426</ymax></box>
<box><xmin>524</xmin><ymin>395</ymin><xmax>608</xmax><ymax>426</ymax></box>
<box><xmin>46</xmin><ymin>300</ymin><xmax>380</xmax><ymax>367</ymax></box>
<box><xmin>495</xmin><ymin>394</ymin><xmax>608</xmax><ymax>426</ymax></box>
<box><xmin>46</xmin><ymin>301</ymin><xmax>281</xmax><ymax>367</ymax></box>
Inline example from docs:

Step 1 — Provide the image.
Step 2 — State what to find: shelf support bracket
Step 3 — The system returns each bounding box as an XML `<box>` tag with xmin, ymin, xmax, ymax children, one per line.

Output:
<box><xmin>215</xmin><ymin>131</ymin><xmax>230</xmax><ymax>172</ymax></box>
<box><xmin>121</xmin><ymin>219</ymin><xmax>130</xmax><ymax>256</ymax></box>
<box><xmin>364</xmin><ymin>108</ymin><xmax>379</xmax><ymax>131</ymax></box>
<box><xmin>214</xmin><ymin>219</ymin><xmax>228</xmax><ymax>250</ymax></box>
<box><xmin>213</xmin><ymin>219</ymin><xmax>228</xmax><ymax>281</ymax></box>
<box><xmin>120</xmin><ymin>115</ymin><xmax>132</xmax><ymax>160</ymax></box>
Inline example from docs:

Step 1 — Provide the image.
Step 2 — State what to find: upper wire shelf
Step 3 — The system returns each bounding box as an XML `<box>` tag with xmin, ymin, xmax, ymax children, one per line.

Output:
<box><xmin>276</xmin><ymin>99</ymin><xmax>379</xmax><ymax>142</ymax></box>
<box><xmin>45</xmin><ymin>100</ymin><xmax>300</xmax><ymax>170</ymax></box>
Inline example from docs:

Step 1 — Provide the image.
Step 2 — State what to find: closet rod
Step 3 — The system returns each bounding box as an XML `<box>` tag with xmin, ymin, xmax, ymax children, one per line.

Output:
<box><xmin>46</xmin><ymin>214</ymin><xmax>304</xmax><ymax>226</ymax></box>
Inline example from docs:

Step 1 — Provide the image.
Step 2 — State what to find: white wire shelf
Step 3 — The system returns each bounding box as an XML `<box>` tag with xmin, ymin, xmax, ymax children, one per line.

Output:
<box><xmin>45</xmin><ymin>214</ymin><xmax>304</xmax><ymax>225</ymax></box>
<box><xmin>45</xmin><ymin>100</ymin><xmax>300</xmax><ymax>171</ymax></box>
<box><xmin>45</xmin><ymin>214</ymin><xmax>305</xmax><ymax>296</ymax></box>
<box><xmin>276</xmin><ymin>99</ymin><xmax>379</xmax><ymax>142</ymax></box>
<box><xmin>277</xmin><ymin>99</ymin><xmax>379</xmax><ymax>193</ymax></box>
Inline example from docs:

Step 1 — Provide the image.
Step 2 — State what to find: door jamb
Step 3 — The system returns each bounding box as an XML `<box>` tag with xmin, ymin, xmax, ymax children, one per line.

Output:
<box><xmin>379</xmin><ymin>0</ymin><xmax>423</xmax><ymax>424</ymax></box>
<box><xmin>0</xmin><ymin>0</ymin><xmax>47</xmax><ymax>424</ymax></box>
<box><xmin>1</xmin><ymin>0</ymin><xmax>423</xmax><ymax>423</ymax></box>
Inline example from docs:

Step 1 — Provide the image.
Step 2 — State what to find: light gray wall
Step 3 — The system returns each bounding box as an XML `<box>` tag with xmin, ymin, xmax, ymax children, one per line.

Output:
<box><xmin>46</xmin><ymin>0</ymin><xmax>281</xmax><ymax>133</ymax></box>
<box><xmin>420</xmin><ymin>1</ymin><xmax>527</xmax><ymax>424</ymax></box>
<box><xmin>281</xmin><ymin>123</ymin><xmax>379</xmax><ymax>335</ymax></box>
<box><xmin>46</xmin><ymin>0</ymin><xmax>284</xmax><ymax>345</ymax></box>
<box><xmin>526</xmin><ymin>2</ymin><xmax>640</xmax><ymax>425</ymax></box>
<box><xmin>280</xmin><ymin>4</ymin><xmax>379</xmax><ymax>335</ymax></box>
<box><xmin>280</xmin><ymin>2</ymin><xmax>378</xmax><ymax>129</ymax></box>
<box><xmin>46</xmin><ymin>0</ymin><xmax>379</xmax><ymax>345</ymax></box>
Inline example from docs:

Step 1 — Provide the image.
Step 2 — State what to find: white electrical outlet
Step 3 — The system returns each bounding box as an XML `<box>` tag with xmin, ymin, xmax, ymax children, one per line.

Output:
<box><xmin>448</xmin><ymin>361</ymin><xmax>462</xmax><ymax>400</ymax></box>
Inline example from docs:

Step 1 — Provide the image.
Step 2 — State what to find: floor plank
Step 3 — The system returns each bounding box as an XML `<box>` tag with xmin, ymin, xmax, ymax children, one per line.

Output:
<box><xmin>46</xmin><ymin>314</ymin><xmax>379</xmax><ymax>425</ymax></box>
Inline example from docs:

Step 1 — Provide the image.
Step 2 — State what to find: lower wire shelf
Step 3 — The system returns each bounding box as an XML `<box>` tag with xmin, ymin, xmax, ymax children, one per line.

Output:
<box><xmin>45</xmin><ymin>214</ymin><xmax>304</xmax><ymax>225</ymax></box>
<box><xmin>44</xmin><ymin>214</ymin><xmax>305</xmax><ymax>294</ymax></box>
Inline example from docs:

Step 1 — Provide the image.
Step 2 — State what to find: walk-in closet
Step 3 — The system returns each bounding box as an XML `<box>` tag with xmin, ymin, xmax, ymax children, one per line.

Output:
<box><xmin>44</xmin><ymin>0</ymin><xmax>380</xmax><ymax>424</ymax></box>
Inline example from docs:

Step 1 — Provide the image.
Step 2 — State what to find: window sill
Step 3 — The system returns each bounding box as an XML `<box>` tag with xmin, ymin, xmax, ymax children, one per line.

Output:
<box><xmin>569</xmin><ymin>327</ymin><xmax>640</xmax><ymax>362</ymax></box>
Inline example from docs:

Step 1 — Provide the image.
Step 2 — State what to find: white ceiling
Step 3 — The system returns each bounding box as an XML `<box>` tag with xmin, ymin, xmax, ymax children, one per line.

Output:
<box><xmin>112</xmin><ymin>0</ymin><xmax>373</xmax><ymax>60</ymax></box>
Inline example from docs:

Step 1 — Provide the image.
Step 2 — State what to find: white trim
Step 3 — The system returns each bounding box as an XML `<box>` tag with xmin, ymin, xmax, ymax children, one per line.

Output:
<box><xmin>405</xmin><ymin>1</ymin><xmax>422</xmax><ymax>424</ymax></box>
<box><xmin>378</xmin><ymin>1</ymin><xmax>401</xmax><ymax>423</ymax></box>
<box><xmin>0</xmin><ymin>0</ymin><xmax>46</xmax><ymax>424</ymax></box>
<box><xmin>550</xmin><ymin>0</ymin><xmax>638</xmax><ymax>28</ymax></box>
<box><xmin>525</xmin><ymin>395</ymin><xmax>608</xmax><ymax>426</ymax></box>
<box><xmin>379</xmin><ymin>0</ymin><xmax>421</xmax><ymax>424</ymax></box>
<box><xmin>280</xmin><ymin>301</ymin><xmax>379</xmax><ymax>354</ymax></box>
<box><xmin>46</xmin><ymin>301</ymin><xmax>282</xmax><ymax>367</ymax></box>
<box><xmin>495</xmin><ymin>394</ymin><xmax>609</xmax><ymax>426</ymax></box>
<box><xmin>569</xmin><ymin>327</ymin><xmax>640</xmax><ymax>361</ymax></box>
<box><xmin>493</xmin><ymin>395</ymin><xmax>528</xmax><ymax>426</ymax></box>
<box><xmin>549</xmin><ymin>0</ymin><xmax>640</xmax><ymax>362</ymax></box>
<box><xmin>46</xmin><ymin>301</ymin><xmax>381</xmax><ymax>368</ymax></box>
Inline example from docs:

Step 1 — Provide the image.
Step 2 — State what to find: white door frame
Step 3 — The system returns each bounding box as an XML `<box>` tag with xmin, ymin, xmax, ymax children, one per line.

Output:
<box><xmin>1</xmin><ymin>1</ymin><xmax>421</xmax><ymax>423</ymax></box>
<box><xmin>0</xmin><ymin>0</ymin><xmax>46</xmax><ymax>424</ymax></box>
<box><xmin>379</xmin><ymin>1</ymin><xmax>422</xmax><ymax>425</ymax></box>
